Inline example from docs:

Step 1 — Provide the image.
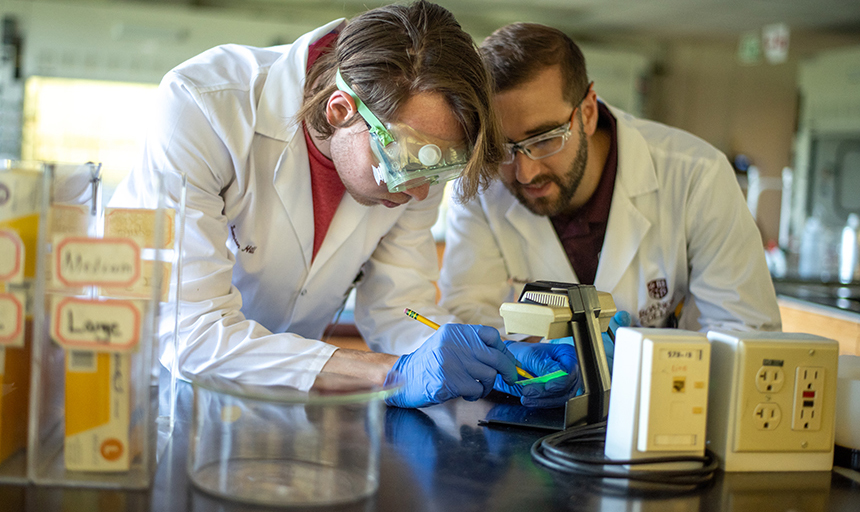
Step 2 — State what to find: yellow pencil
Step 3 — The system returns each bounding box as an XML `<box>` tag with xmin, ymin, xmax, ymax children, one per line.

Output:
<box><xmin>403</xmin><ymin>308</ymin><xmax>535</xmax><ymax>380</ymax></box>
<box><xmin>404</xmin><ymin>308</ymin><xmax>441</xmax><ymax>330</ymax></box>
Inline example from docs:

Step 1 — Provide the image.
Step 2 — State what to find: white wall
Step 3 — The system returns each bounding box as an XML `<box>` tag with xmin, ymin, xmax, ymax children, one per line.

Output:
<box><xmin>581</xmin><ymin>46</ymin><xmax>650</xmax><ymax>117</ymax></box>
<box><xmin>5</xmin><ymin>1</ymin><xmax>651</xmax><ymax>109</ymax></box>
<box><xmin>1</xmin><ymin>0</ymin><xmax>324</xmax><ymax>160</ymax></box>
<box><xmin>798</xmin><ymin>46</ymin><xmax>860</xmax><ymax>134</ymax></box>
<box><xmin>2</xmin><ymin>1</ymin><xmax>651</xmax><ymax>162</ymax></box>
<box><xmin>790</xmin><ymin>45</ymin><xmax>860</xmax><ymax>251</ymax></box>
<box><xmin>7</xmin><ymin>0</ymin><xmax>320</xmax><ymax>84</ymax></box>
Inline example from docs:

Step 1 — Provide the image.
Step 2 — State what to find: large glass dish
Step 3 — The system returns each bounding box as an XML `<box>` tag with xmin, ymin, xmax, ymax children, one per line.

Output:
<box><xmin>187</xmin><ymin>369</ymin><xmax>400</xmax><ymax>507</ymax></box>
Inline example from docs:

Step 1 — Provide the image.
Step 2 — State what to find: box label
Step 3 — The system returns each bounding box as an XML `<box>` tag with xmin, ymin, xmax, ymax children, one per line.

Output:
<box><xmin>0</xmin><ymin>230</ymin><xmax>23</xmax><ymax>283</ymax></box>
<box><xmin>49</xmin><ymin>204</ymin><xmax>90</xmax><ymax>237</ymax></box>
<box><xmin>0</xmin><ymin>292</ymin><xmax>24</xmax><ymax>347</ymax></box>
<box><xmin>0</xmin><ymin>171</ymin><xmax>41</xmax><ymax>221</ymax></box>
<box><xmin>101</xmin><ymin>260</ymin><xmax>171</xmax><ymax>302</ymax></box>
<box><xmin>65</xmin><ymin>352</ymin><xmax>130</xmax><ymax>471</ymax></box>
<box><xmin>104</xmin><ymin>208</ymin><xmax>175</xmax><ymax>249</ymax></box>
<box><xmin>54</xmin><ymin>236</ymin><xmax>141</xmax><ymax>288</ymax></box>
<box><xmin>51</xmin><ymin>297</ymin><xmax>142</xmax><ymax>352</ymax></box>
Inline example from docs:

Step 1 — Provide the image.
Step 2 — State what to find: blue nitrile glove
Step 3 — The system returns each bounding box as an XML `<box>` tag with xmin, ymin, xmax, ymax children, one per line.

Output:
<box><xmin>493</xmin><ymin>341</ymin><xmax>580</xmax><ymax>408</ymax></box>
<box><xmin>603</xmin><ymin>311</ymin><xmax>631</xmax><ymax>371</ymax></box>
<box><xmin>384</xmin><ymin>324</ymin><xmax>519</xmax><ymax>409</ymax></box>
<box><xmin>547</xmin><ymin>310</ymin><xmax>632</xmax><ymax>372</ymax></box>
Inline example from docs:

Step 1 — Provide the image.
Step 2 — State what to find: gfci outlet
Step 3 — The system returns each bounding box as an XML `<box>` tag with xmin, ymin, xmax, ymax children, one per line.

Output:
<box><xmin>793</xmin><ymin>366</ymin><xmax>824</xmax><ymax>431</ymax></box>
<box><xmin>706</xmin><ymin>330</ymin><xmax>839</xmax><ymax>472</ymax></box>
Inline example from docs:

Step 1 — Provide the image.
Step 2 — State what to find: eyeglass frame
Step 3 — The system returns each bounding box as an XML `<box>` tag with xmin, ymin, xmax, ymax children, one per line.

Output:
<box><xmin>501</xmin><ymin>82</ymin><xmax>594</xmax><ymax>165</ymax></box>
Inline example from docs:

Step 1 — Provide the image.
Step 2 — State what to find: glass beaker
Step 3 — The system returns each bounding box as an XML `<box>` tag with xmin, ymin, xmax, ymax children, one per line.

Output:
<box><xmin>187</xmin><ymin>370</ymin><xmax>399</xmax><ymax>507</ymax></box>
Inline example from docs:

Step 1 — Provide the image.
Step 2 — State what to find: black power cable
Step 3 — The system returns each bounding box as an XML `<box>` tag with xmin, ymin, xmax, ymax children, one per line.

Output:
<box><xmin>531</xmin><ymin>421</ymin><xmax>719</xmax><ymax>486</ymax></box>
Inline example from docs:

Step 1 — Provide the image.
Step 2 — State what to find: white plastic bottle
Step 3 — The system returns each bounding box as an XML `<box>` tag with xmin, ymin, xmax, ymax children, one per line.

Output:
<box><xmin>839</xmin><ymin>213</ymin><xmax>860</xmax><ymax>284</ymax></box>
<box><xmin>799</xmin><ymin>217</ymin><xmax>822</xmax><ymax>280</ymax></box>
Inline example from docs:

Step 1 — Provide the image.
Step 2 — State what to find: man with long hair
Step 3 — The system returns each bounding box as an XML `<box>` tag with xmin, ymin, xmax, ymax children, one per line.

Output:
<box><xmin>114</xmin><ymin>4</ymin><xmax>581</xmax><ymax>408</ymax></box>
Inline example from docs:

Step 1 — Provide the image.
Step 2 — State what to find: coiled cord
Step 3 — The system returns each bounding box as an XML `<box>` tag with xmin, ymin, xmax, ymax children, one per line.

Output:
<box><xmin>530</xmin><ymin>421</ymin><xmax>719</xmax><ymax>486</ymax></box>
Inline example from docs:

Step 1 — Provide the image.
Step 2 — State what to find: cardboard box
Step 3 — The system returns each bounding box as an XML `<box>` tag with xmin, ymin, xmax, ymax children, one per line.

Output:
<box><xmin>0</xmin><ymin>324</ymin><xmax>31</xmax><ymax>465</ymax></box>
<box><xmin>64</xmin><ymin>351</ymin><xmax>131</xmax><ymax>472</ymax></box>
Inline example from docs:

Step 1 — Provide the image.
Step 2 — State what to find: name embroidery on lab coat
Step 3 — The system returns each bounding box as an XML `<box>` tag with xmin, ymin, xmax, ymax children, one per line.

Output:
<box><xmin>639</xmin><ymin>299</ymin><xmax>674</xmax><ymax>326</ymax></box>
<box><xmin>640</xmin><ymin>278</ymin><xmax>672</xmax><ymax>326</ymax></box>
<box><xmin>230</xmin><ymin>225</ymin><xmax>257</xmax><ymax>254</ymax></box>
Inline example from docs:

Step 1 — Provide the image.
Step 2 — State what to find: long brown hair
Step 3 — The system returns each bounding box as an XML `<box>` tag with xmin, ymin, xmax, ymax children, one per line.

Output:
<box><xmin>296</xmin><ymin>0</ymin><xmax>504</xmax><ymax>200</ymax></box>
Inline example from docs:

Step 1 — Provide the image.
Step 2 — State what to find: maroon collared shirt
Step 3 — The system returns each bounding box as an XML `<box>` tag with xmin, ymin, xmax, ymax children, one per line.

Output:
<box><xmin>549</xmin><ymin>102</ymin><xmax>618</xmax><ymax>285</ymax></box>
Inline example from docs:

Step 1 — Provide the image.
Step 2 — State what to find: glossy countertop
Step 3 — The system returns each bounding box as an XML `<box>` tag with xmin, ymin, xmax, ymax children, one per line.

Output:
<box><xmin>773</xmin><ymin>278</ymin><xmax>860</xmax><ymax>316</ymax></box>
<box><xmin>2</xmin><ymin>381</ymin><xmax>860</xmax><ymax>512</ymax></box>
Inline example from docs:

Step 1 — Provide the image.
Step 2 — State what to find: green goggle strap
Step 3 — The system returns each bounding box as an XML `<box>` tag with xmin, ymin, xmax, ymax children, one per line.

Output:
<box><xmin>335</xmin><ymin>70</ymin><xmax>395</xmax><ymax>147</ymax></box>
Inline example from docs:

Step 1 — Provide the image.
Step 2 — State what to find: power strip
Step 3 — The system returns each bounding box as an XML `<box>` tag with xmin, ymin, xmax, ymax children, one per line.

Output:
<box><xmin>706</xmin><ymin>330</ymin><xmax>839</xmax><ymax>472</ymax></box>
<box><xmin>605</xmin><ymin>328</ymin><xmax>711</xmax><ymax>469</ymax></box>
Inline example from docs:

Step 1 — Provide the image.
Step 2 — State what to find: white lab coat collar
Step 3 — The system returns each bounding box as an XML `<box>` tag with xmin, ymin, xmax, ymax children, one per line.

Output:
<box><xmin>260</xmin><ymin>18</ymin><xmax>367</xmax><ymax>274</ymax></box>
<box><xmin>594</xmin><ymin>103</ymin><xmax>659</xmax><ymax>292</ymax></box>
<box><xmin>605</xmin><ymin>103</ymin><xmax>659</xmax><ymax>197</ymax></box>
<box><xmin>255</xmin><ymin>18</ymin><xmax>346</xmax><ymax>143</ymax></box>
<box><xmin>503</xmin><ymin>199</ymin><xmax>575</xmax><ymax>282</ymax></box>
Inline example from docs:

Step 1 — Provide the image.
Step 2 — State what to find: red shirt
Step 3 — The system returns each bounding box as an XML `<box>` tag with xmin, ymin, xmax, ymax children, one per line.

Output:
<box><xmin>303</xmin><ymin>31</ymin><xmax>344</xmax><ymax>261</ymax></box>
<box><xmin>550</xmin><ymin>102</ymin><xmax>618</xmax><ymax>285</ymax></box>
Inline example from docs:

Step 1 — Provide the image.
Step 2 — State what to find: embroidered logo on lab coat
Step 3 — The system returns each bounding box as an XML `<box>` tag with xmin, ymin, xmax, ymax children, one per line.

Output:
<box><xmin>647</xmin><ymin>278</ymin><xmax>668</xmax><ymax>299</ymax></box>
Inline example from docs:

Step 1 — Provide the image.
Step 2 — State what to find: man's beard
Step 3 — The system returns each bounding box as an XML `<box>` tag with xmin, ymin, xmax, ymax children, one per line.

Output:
<box><xmin>507</xmin><ymin>118</ymin><xmax>588</xmax><ymax>217</ymax></box>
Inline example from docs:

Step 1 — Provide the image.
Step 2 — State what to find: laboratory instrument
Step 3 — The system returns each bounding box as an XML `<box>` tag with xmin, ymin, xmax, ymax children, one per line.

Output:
<box><xmin>497</xmin><ymin>281</ymin><xmax>616</xmax><ymax>428</ymax></box>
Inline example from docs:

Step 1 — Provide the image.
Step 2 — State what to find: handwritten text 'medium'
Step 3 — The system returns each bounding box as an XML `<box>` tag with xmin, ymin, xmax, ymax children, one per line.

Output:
<box><xmin>62</xmin><ymin>252</ymin><xmax>135</xmax><ymax>279</ymax></box>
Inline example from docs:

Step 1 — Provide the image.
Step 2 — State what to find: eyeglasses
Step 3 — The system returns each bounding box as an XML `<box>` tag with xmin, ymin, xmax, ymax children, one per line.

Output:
<box><xmin>501</xmin><ymin>83</ymin><xmax>592</xmax><ymax>166</ymax></box>
<box><xmin>501</xmin><ymin>117</ymin><xmax>573</xmax><ymax>165</ymax></box>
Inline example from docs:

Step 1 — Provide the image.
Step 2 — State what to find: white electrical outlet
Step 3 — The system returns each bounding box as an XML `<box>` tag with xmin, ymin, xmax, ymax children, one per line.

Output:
<box><xmin>755</xmin><ymin>366</ymin><xmax>785</xmax><ymax>393</ymax></box>
<box><xmin>753</xmin><ymin>403</ymin><xmax>781</xmax><ymax>430</ymax></box>
<box><xmin>792</xmin><ymin>366</ymin><xmax>825</xmax><ymax>431</ymax></box>
<box><xmin>605</xmin><ymin>328</ymin><xmax>710</xmax><ymax>469</ymax></box>
<box><xmin>706</xmin><ymin>330</ymin><xmax>839</xmax><ymax>472</ymax></box>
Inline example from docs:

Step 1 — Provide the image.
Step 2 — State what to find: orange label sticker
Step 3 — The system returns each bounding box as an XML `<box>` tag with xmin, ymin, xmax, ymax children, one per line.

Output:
<box><xmin>0</xmin><ymin>230</ymin><xmax>23</xmax><ymax>283</ymax></box>
<box><xmin>101</xmin><ymin>260</ymin><xmax>172</xmax><ymax>302</ymax></box>
<box><xmin>54</xmin><ymin>236</ymin><xmax>141</xmax><ymax>288</ymax></box>
<box><xmin>51</xmin><ymin>297</ymin><xmax>142</xmax><ymax>352</ymax></box>
<box><xmin>100</xmin><ymin>438</ymin><xmax>125</xmax><ymax>461</ymax></box>
<box><xmin>105</xmin><ymin>208</ymin><xmax>175</xmax><ymax>249</ymax></box>
<box><xmin>0</xmin><ymin>292</ymin><xmax>24</xmax><ymax>346</ymax></box>
<box><xmin>49</xmin><ymin>204</ymin><xmax>90</xmax><ymax>237</ymax></box>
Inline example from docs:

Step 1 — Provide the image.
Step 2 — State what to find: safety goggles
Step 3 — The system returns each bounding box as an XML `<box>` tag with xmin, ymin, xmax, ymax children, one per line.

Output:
<box><xmin>336</xmin><ymin>70</ymin><xmax>471</xmax><ymax>193</ymax></box>
<box><xmin>501</xmin><ymin>82</ymin><xmax>593</xmax><ymax>166</ymax></box>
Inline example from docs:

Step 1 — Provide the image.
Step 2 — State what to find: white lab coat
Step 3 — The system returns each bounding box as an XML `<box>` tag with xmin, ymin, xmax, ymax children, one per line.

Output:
<box><xmin>440</xmin><ymin>103</ymin><xmax>781</xmax><ymax>334</ymax></box>
<box><xmin>112</xmin><ymin>20</ymin><xmax>456</xmax><ymax>389</ymax></box>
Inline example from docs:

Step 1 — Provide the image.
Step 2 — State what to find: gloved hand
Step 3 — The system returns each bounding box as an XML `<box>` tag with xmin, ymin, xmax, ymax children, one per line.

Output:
<box><xmin>493</xmin><ymin>342</ymin><xmax>580</xmax><ymax>409</ymax></box>
<box><xmin>602</xmin><ymin>311</ymin><xmax>631</xmax><ymax>371</ymax></box>
<box><xmin>546</xmin><ymin>310</ymin><xmax>632</xmax><ymax>373</ymax></box>
<box><xmin>385</xmin><ymin>324</ymin><xmax>519</xmax><ymax>408</ymax></box>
